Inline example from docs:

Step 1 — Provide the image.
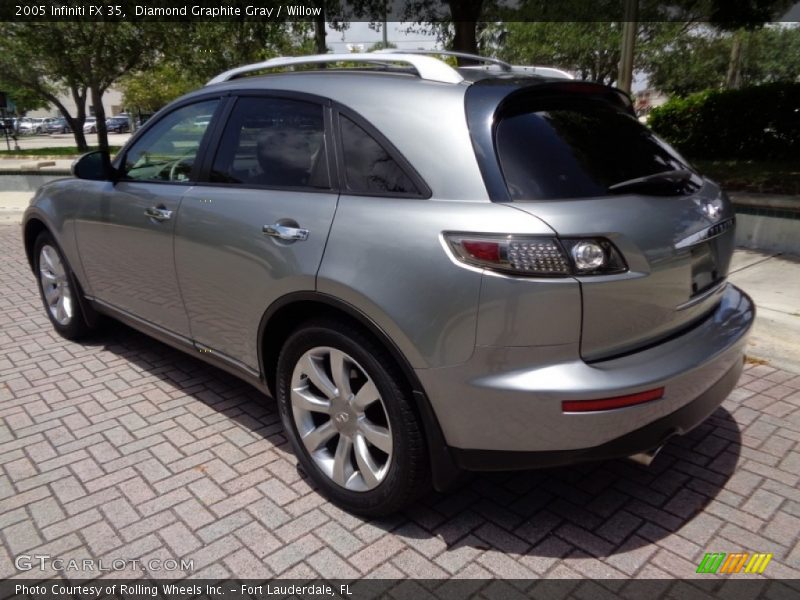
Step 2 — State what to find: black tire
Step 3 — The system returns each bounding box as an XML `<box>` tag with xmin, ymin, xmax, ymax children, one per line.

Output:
<box><xmin>33</xmin><ymin>231</ymin><xmax>93</xmax><ymax>340</ymax></box>
<box><xmin>276</xmin><ymin>319</ymin><xmax>431</xmax><ymax>516</ymax></box>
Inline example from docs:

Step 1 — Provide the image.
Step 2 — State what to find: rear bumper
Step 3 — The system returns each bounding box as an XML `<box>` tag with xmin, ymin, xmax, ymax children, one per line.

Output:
<box><xmin>451</xmin><ymin>355</ymin><xmax>742</xmax><ymax>471</ymax></box>
<box><xmin>416</xmin><ymin>283</ymin><xmax>754</xmax><ymax>458</ymax></box>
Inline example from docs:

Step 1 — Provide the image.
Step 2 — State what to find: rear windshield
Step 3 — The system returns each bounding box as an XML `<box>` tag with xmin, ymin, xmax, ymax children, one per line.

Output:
<box><xmin>495</xmin><ymin>100</ymin><xmax>694</xmax><ymax>200</ymax></box>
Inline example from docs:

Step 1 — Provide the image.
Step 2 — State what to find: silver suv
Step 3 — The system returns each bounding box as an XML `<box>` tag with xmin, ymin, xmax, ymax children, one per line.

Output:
<box><xmin>22</xmin><ymin>52</ymin><xmax>754</xmax><ymax>515</ymax></box>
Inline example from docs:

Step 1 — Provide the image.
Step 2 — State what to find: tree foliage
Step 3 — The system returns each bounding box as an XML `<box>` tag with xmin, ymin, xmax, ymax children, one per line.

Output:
<box><xmin>644</xmin><ymin>24</ymin><xmax>800</xmax><ymax>96</ymax></box>
<box><xmin>120</xmin><ymin>22</ymin><xmax>314</xmax><ymax>114</ymax></box>
<box><xmin>0</xmin><ymin>21</ymin><xmax>166</xmax><ymax>151</ymax></box>
<box><xmin>490</xmin><ymin>22</ymin><xmax>626</xmax><ymax>84</ymax></box>
<box><xmin>649</xmin><ymin>82</ymin><xmax>800</xmax><ymax>159</ymax></box>
<box><xmin>0</xmin><ymin>78</ymin><xmax>50</xmax><ymax>116</ymax></box>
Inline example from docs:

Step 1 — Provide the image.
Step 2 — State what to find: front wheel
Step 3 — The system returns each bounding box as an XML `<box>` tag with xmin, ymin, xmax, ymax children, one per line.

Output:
<box><xmin>276</xmin><ymin>319</ymin><xmax>430</xmax><ymax>516</ymax></box>
<box><xmin>34</xmin><ymin>232</ymin><xmax>93</xmax><ymax>340</ymax></box>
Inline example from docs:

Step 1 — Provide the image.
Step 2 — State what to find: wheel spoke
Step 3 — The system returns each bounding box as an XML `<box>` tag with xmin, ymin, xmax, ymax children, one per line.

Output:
<box><xmin>52</xmin><ymin>260</ymin><xmax>66</xmax><ymax>280</ymax></box>
<box><xmin>359</xmin><ymin>420</ymin><xmax>392</xmax><ymax>454</ymax></box>
<box><xmin>329</xmin><ymin>349</ymin><xmax>352</xmax><ymax>397</ymax></box>
<box><xmin>300</xmin><ymin>353</ymin><xmax>337</xmax><ymax>399</ymax></box>
<box><xmin>300</xmin><ymin>420</ymin><xmax>336</xmax><ymax>453</ymax></box>
<box><xmin>352</xmin><ymin>379</ymin><xmax>380</xmax><ymax>411</ymax></box>
<box><xmin>61</xmin><ymin>289</ymin><xmax>73</xmax><ymax>319</ymax></box>
<box><xmin>43</xmin><ymin>284</ymin><xmax>60</xmax><ymax>304</ymax></box>
<box><xmin>354</xmin><ymin>434</ymin><xmax>380</xmax><ymax>488</ymax></box>
<box><xmin>291</xmin><ymin>387</ymin><xmax>331</xmax><ymax>414</ymax></box>
<box><xmin>41</xmin><ymin>247</ymin><xmax>56</xmax><ymax>272</ymax></box>
<box><xmin>55</xmin><ymin>296</ymin><xmax>66</xmax><ymax>323</ymax></box>
<box><xmin>39</xmin><ymin>267</ymin><xmax>56</xmax><ymax>284</ymax></box>
<box><xmin>332</xmin><ymin>435</ymin><xmax>352</xmax><ymax>486</ymax></box>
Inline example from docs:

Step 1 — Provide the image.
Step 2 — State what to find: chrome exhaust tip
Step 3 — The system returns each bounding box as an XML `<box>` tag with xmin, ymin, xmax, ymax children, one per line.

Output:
<box><xmin>628</xmin><ymin>445</ymin><xmax>663</xmax><ymax>467</ymax></box>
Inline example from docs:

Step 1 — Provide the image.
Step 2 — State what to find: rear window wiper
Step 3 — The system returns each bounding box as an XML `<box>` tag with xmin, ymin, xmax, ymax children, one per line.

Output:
<box><xmin>607</xmin><ymin>169</ymin><xmax>695</xmax><ymax>194</ymax></box>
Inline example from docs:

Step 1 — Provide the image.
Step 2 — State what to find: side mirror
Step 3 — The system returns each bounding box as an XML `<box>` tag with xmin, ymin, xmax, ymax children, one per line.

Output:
<box><xmin>72</xmin><ymin>150</ymin><xmax>117</xmax><ymax>181</ymax></box>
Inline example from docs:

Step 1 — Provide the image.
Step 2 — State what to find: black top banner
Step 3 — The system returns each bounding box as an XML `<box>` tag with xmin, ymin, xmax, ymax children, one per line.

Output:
<box><xmin>3</xmin><ymin>0</ymin><xmax>800</xmax><ymax>23</ymax></box>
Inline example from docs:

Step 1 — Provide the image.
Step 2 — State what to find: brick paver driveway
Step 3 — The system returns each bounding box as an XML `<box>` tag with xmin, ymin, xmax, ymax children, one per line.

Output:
<box><xmin>1</xmin><ymin>224</ymin><xmax>799</xmax><ymax>580</ymax></box>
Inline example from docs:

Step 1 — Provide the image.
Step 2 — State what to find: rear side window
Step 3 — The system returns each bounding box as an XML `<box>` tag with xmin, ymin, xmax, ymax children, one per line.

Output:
<box><xmin>210</xmin><ymin>97</ymin><xmax>329</xmax><ymax>189</ymax></box>
<box><xmin>339</xmin><ymin>116</ymin><xmax>420</xmax><ymax>196</ymax></box>
<box><xmin>495</xmin><ymin>101</ymin><xmax>694</xmax><ymax>200</ymax></box>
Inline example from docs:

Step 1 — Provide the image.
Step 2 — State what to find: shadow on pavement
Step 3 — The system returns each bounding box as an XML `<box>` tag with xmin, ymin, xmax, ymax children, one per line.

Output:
<box><xmin>87</xmin><ymin>318</ymin><xmax>742</xmax><ymax>560</ymax></box>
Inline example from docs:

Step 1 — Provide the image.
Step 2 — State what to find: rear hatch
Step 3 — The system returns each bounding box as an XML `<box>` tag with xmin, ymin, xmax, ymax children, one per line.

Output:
<box><xmin>466</xmin><ymin>80</ymin><xmax>736</xmax><ymax>360</ymax></box>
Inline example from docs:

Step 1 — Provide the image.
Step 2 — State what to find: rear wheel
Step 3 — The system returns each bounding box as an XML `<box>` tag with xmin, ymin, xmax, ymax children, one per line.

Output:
<box><xmin>34</xmin><ymin>232</ymin><xmax>93</xmax><ymax>340</ymax></box>
<box><xmin>276</xmin><ymin>319</ymin><xmax>430</xmax><ymax>515</ymax></box>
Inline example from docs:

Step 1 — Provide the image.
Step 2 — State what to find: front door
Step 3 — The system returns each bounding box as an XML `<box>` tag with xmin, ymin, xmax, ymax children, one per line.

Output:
<box><xmin>75</xmin><ymin>99</ymin><xmax>221</xmax><ymax>338</ymax></box>
<box><xmin>174</xmin><ymin>95</ymin><xmax>338</xmax><ymax>371</ymax></box>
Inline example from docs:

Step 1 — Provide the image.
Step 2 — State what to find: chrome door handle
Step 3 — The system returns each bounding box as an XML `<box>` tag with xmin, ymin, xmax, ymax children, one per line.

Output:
<box><xmin>144</xmin><ymin>206</ymin><xmax>173</xmax><ymax>222</ymax></box>
<box><xmin>263</xmin><ymin>223</ymin><xmax>309</xmax><ymax>241</ymax></box>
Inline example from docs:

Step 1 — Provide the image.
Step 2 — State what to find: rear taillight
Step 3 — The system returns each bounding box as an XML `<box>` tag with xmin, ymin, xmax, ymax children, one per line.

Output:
<box><xmin>444</xmin><ymin>234</ymin><xmax>627</xmax><ymax>277</ymax></box>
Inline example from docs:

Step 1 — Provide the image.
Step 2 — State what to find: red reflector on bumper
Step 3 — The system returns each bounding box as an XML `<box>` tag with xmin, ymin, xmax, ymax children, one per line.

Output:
<box><xmin>562</xmin><ymin>387</ymin><xmax>665</xmax><ymax>413</ymax></box>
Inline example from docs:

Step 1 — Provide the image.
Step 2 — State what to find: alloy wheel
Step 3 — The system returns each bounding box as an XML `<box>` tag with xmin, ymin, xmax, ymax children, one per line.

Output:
<box><xmin>290</xmin><ymin>346</ymin><xmax>393</xmax><ymax>491</ymax></box>
<box><xmin>38</xmin><ymin>245</ymin><xmax>73</xmax><ymax>326</ymax></box>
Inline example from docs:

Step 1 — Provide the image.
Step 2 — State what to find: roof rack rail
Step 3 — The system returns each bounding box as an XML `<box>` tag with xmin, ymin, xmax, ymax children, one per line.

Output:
<box><xmin>206</xmin><ymin>53</ymin><xmax>464</xmax><ymax>86</ymax></box>
<box><xmin>373</xmin><ymin>48</ymin><xmax>513</xmax><ymax>72</ymax></box>
<box><xmin>508</xmin><ymin>65</ymin><xmax>574</xmax><ymax>79</ymax></box>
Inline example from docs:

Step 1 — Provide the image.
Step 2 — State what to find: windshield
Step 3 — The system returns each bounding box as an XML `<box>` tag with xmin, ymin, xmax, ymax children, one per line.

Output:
<box><xmin>495</xmin><ymin>100</ymin><xmax>700</xmax><ymax>200</ymax></box>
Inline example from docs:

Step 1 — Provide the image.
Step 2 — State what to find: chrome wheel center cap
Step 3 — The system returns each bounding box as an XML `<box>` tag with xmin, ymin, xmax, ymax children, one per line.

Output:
<box><xmin>331</xmin><ymin>396</ymin><xmax>358</xmax><ymax>436</ymax></box>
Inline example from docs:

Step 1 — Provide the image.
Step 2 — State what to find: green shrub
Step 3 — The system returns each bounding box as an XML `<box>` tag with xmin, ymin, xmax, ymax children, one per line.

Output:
<box><xmin>648</xmin><ymin>83</ymin><xmax>800</xmax><ymax>160</ymax></box>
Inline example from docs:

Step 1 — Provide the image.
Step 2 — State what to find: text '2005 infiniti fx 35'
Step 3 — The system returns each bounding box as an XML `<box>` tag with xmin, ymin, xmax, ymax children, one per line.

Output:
<box><xmin>22</xmin><ymin>51</ymin><xmax>754</xmax><ymax>515</ymax></box>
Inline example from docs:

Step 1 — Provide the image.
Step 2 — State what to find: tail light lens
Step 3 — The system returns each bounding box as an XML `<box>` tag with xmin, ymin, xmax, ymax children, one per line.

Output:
<box><xmin>444</xmin><ymin>234</ymin><xmax>627</xmax><ymax>277</ymax></box>
<box><xmin>562</xmin><ymin>387</ymin><xmax>664</xmax><ymax>413</ymax></box>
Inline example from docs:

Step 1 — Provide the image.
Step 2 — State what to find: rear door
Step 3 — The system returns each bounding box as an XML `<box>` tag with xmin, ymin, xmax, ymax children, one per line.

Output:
<box><xmin>174</xmin><ymin>93</ymin><xmax>338</xmax><ymax>372</ymax></box>
<box><xmin>488</xmin><ymin>90</ymin><xmax>735</xmax><ymax>360</ymax></box>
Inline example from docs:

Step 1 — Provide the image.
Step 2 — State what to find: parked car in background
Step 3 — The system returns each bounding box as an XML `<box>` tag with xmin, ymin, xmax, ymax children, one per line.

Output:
<box><xmin>45</xmin><ymin>117</ymin><xmax>71</xmax><ymax>134</ymax></box>
<box><xmin>40</xmin><ymin>118</ymin><xmax>59</xmax><ymax>131</ymax></box>
<box><xmin>17</xmin><ymin>117</ymin><xmax>44</xmax><ymax>134</ymax></box>
<box><xmin>21</xmin><ymin>51</ymin><xmax>754</xmax><ymax>516</ymax></box>
<box><xmin>83</xmin><ymin>117</ymin><xmax>97</xmax><ymax>134</ymax></box>
<box><xmin>106</xmin><ymin>116</ymin><xmax>130</xmax><ymax>133</ymax></box>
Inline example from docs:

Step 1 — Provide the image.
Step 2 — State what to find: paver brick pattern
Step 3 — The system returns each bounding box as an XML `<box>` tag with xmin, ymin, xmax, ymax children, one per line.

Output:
<box><xmin>1</xmin><ymin>224</ymin><xmax>799</xmax><ymax>579</ymax></box>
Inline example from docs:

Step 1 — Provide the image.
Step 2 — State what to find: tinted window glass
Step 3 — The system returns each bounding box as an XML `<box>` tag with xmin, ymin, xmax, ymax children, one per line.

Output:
<box><xmin>122</xmin><ymin>100</ymin><xmax>218</xmax><ymax>182</ymax></box>
<box><xmin>340</xmin><ymin>116</ymin><xmax>419</xmax><ymax>196</ymax></box>
<box><xmin>210</xmin><ymin>97</ymin><xmax>328</xmax><ymax>189</ymax></box>
<box><xmin>496</xmin><ymin>101</ymin><xmax>695</xmax><ymax>200</ymax></box>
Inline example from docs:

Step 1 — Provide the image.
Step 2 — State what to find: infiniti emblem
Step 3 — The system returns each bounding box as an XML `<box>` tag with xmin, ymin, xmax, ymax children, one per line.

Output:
<box><xmin>702</xmin><ymin>198</ymin><xmax>723</xmax><ymax>221</ymax></box>
<box><xmin>335</xmin><ymin>412</ymin><xmax>350</xmax><ymax>424</ymax></box>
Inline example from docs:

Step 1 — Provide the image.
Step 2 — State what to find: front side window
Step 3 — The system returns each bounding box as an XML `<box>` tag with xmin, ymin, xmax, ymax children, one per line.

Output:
<box><xmin>122</xmin><ymin>99</ymin><xmax>219</xmax><ymax>182</ymax></box>
<box><xmin>339</xmin><ymin>116</ymin><xmax>420</xmax><ymax>196</ymax></box>
<box><xmin>210</xmin><ymin>97</ymin><xmax>329</xmax><ymax>189</ymax></box>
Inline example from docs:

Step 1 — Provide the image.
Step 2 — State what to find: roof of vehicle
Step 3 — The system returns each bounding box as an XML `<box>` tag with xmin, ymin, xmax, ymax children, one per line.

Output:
<box><xmin>205</xmin><ymin>50</ymin><xmax>573</xmax><ymax>87</ymax></box>
<box><xmin>170</xmin><ymin>51</ymin><xmax>625</xmax><ymax>201</ymax></box>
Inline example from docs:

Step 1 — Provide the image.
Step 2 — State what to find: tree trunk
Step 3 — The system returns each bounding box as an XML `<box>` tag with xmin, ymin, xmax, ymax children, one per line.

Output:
<box><xmin>0</xmin><ymin>70</ymin><xmax>90</xmax><ymax>151</ymax></box>
<box><xmin>725</xmin><ymin>30</ymin><xmax>744</xmax><ymax>89</ymax></box>
<box><xmin>68</xmin><ymin>85</ymin><xmax>89</xmax><ymax>152</ymax></box>
<box><xmin>313</xmin><ymin>5</ymin><xmax>326</xmax><ymax>54</ymax></box>
<box><xmin>90</xmin><ymin>86</ymin><xmax>109</xmax><ymax>153</ymax></box>
<box><xmin>447</xmin><ymin>0</ymin><xmax>484</xmax><ymax>64</ymax></box>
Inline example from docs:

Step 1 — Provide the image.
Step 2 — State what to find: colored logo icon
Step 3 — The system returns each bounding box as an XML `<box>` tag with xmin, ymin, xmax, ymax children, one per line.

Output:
<box><xmin>696</xmin><ymin>552</ymin><xmax>773</xmax><ymax>574</ymax></box>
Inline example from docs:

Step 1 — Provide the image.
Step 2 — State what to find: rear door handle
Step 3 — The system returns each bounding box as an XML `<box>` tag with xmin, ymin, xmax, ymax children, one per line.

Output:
<box><xmin>144</xmin><ymin>206</ymin><xmax>173</xmax><ymax>222</ymax></box>
<box><xmin>263</xmin><ymin>223</ymin><xmax>309</xmax><ymax>241</ymax></box>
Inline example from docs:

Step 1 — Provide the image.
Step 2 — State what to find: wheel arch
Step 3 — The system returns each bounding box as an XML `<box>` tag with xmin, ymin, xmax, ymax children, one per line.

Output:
<box><xmin>24</xmin><ymin>217</ymin><xmax>100</xmax><ymax>328</ymax></box>
<box><xmin>259</xmin><ymin>292</ymin><xmax>423</xmax><ymax>398</ymax></box>
<box><xmin>23</xmin><ymin>217</ymin><xmax>49</xmax><ymax>272</ymax></box>
<box><xmin>257</xmin><ymin>292</ymin><xmax>462</xmax><ymax>491</ymax></box>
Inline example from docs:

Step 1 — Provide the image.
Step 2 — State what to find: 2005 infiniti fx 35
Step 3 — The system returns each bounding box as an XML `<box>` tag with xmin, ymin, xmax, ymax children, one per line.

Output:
<box><xmin>22</xmin><ymin>51</ymin><xmax>754</xmax><ymax>515</ymax></box>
